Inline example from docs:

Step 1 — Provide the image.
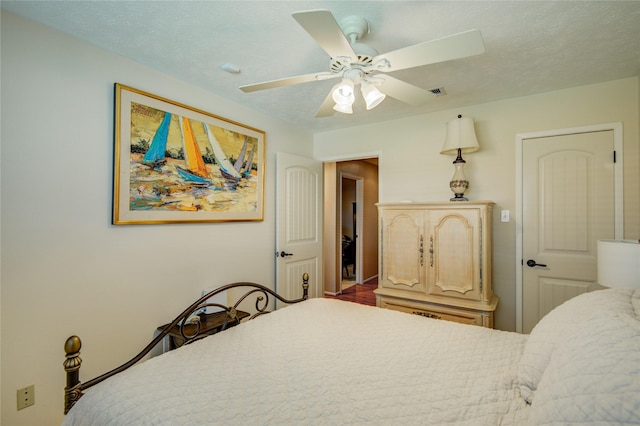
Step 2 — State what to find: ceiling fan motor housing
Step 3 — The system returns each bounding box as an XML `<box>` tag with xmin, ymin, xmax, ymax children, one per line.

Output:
<box><xmin>330</xmin><ymin>49</ymin><xmax>376</xmax><ymax>73</ymax></box>
<box><xmin>330</xmin><ymin>16</ymin><xmax>378</xmax><ymax>73</ymax></box>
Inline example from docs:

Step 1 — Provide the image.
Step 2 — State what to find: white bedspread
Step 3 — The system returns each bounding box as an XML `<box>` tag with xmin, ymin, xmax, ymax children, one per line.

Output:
<box><xmin>64</xmin><ymin>298</ymin><xmax>529</xmax><ymax>425</ymax></box>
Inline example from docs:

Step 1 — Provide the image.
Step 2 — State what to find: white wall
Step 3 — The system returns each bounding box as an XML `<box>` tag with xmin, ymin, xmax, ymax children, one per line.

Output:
<box><xmin>0</xmin><ymin>12</ymin><xmax>313</xmax><ymax>425</ymax></box>
<box><xmin>315</xmin><ymin>77</ymin><xmax>640</xmax><ymax>332</ymax></box>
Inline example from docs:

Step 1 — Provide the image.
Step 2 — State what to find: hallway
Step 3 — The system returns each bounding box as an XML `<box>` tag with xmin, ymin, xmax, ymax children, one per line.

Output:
<box><xmin>325</xmin><ymin>279</ymin><xmax>377</xmax><ymax>306</ymax></box>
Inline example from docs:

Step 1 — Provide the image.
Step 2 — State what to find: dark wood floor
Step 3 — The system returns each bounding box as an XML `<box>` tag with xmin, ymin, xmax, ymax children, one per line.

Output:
<box><xmin>324</xmin><ymin>279</ymin><xmax>377</xmax><ymax>306</ymax></box>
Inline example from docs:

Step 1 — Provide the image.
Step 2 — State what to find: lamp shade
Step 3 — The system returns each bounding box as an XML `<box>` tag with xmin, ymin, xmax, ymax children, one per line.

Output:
<box><xmin>440</xmin><ymin>116</ymin><xmax>480</xmax><ymax>155</ymax></box>
<box><xmin>597</xmin><ymin>239</ymin><xmax>640</xmax><ymax>289</ymax></box>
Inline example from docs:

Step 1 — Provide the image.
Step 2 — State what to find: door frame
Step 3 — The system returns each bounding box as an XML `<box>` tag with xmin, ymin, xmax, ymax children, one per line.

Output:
<box><xmin>318</xmin><ymin>151</ymin><xmax>381</xmax><ymax>295</ymax></box>
<box><xmin>514</xmin><ymin>122</ymin><xmax>624</xmax><ymax>332</ymax></box>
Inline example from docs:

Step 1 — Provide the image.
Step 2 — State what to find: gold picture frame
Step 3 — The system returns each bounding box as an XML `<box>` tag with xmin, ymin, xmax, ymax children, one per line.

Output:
<box><xmin>113</xmin><ymin>84</ymin><xmax>265</xmax><ymax>225</ymax></box>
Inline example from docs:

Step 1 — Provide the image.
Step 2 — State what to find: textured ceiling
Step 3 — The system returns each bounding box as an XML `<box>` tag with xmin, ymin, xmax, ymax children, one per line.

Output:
<box><xmin>3</xmin><ymin>1</ymin><xmax>639</xmax><ymax>133</ymax></box>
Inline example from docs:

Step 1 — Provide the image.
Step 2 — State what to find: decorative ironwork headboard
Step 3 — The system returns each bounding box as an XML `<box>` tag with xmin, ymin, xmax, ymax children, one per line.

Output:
<box><xmin>64</xmin><ymin>273</ymin><xmax>309</xmax><ymax>414</ymax></box>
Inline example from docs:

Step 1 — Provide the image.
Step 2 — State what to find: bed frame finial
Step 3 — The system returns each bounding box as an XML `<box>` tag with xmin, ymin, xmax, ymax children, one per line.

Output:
<box><xmin>64</xmin><ymin>335</ymin><xmax>84</xmax><ymax>414</ymax></box>
<box><xmin>302</xmin><ymin>273</ymin><xmax>309</xmax><ymax>299</ymax></box>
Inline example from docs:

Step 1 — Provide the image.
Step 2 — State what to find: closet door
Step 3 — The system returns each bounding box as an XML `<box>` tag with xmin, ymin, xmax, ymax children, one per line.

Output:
<box><xmin>427</xmin><ymin>208</ymin><xmax>482</xmax><ymax>301</ymax></box>
<box><xmin>379</xmin><ymin>209</ymin><xmax>427</xmax><ymax>294</ymax></box>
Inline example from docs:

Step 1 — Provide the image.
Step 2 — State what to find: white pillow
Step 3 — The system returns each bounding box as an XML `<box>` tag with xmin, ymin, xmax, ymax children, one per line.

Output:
<box><xmin>517</xmin><ymin>289</ymin><xmax>635</xmax><ymax>404</ymax></box>
<box><xmin>528</xmin><ymin>292</ymin><xmax>640</xmax><ymax>424</ymax></box>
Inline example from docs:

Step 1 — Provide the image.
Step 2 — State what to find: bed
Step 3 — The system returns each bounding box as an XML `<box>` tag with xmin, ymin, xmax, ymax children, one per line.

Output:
<box><xmin>62</xmin><ymin>276</ymin><xmax>640</xmax><ymax>425</ymax></box>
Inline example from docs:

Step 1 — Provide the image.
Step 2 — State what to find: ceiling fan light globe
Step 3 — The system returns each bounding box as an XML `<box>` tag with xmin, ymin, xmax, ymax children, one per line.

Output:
<box><xmin>337</xmin><ymin>85</ymin><xmax>354</xmax><ymax>97</ymax></box>
<box><xmin>332</xmin><ymin>80</ymin><xmax>355</xmax><ymax>105</ymax></box>
<box><xmin>333</xmin><ymin>102</ymin><xmax>353</xmax><ymax>114</ymax></box>
<box><xmin>361</xmin><ymin>84</ymin><xmax>386</xmax><ymax>110</ymax></box>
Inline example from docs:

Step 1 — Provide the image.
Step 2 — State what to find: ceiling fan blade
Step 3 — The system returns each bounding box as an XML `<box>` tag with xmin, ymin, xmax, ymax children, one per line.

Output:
<box><xmin>376</xmin><ymin>75</ymin><xmax>436</xmax><ymax>106</ymax></box>
<box><xmin>240</xmin><ymin>72</ymin><xmax>340</xmax><ymax>92</ymax></box>
<box><xmin>375</xmin><ymin>29</ymin><xmax>485</xmax><ymax>73</ymax></box>
<box><xmin>292</xmin><ymin>9</ymin><xmax>357</xmax><ymax>60</ymax></box>
<box><xmin>315</xmin><ymin>84</ymin><xmax>338</xmax><ymax>118</ymax></box>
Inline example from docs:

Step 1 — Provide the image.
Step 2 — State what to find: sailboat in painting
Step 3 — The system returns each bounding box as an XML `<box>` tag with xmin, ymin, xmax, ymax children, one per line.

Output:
<box><xmin>175</xmin><ymin>116</ymin><xmax>211</xmax><ymax>186</ymax></box>
<box><xmin>228</xmin><ymin>136</ymin><xmax>255</xmax><ymax>179</ymax></box>
<box><xmin>142</xmin><ymin>112</ymin><xmax>171</xmax><ymax>169</ymax></box>
<box><xmin>243</xmin><ymin>143</ymin><xmax>256</xmax><ymax>177</ymax></box>
<box><xmin>233</xmin><ymin>137</ymin><xmax>248</xmax><ymax>175</ymax></box>
<box><xmin>203</xmin><ymin>123</ymin><xmax>242</xmax><ymax>180</ymax></box>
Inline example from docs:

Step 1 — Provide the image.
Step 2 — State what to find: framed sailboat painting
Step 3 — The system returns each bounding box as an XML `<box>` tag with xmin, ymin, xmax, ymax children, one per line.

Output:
<box><xmin>113</xmin><ymin>83</ymin><xmax>265</xmax><ymax>224</ymax></box>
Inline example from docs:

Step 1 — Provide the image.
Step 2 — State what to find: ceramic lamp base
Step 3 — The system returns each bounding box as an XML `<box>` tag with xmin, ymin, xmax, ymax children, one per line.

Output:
<box><xmin>449</xmin><ymin>161</ymin><xmax>470</xmax><ymax>201</ymax></box>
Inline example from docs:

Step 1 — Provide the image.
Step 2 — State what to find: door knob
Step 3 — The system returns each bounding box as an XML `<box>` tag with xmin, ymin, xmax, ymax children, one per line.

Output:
<box><xmin>526</xmin><ymin>259</ymin><xmax>547</xmax><ymax>268</ymax></box>
<box><xmin>278</xmin><ymin>251</ymin><xmax>293</xmax><ymax>257</ymax></box>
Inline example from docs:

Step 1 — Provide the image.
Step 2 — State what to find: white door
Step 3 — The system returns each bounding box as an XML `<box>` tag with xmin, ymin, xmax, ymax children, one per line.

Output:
<box><xmin>521</xmin><ymin>129</ymin><xmax>617</xmax><ymax>333</ymax></box>
<box><xmin>276</xmin><ymin>152</ymin><xmax>323</xmax><ymax>304</ymax></box>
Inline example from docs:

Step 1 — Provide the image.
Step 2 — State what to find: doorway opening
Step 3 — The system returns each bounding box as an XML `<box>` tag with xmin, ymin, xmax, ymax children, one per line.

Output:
<box><xmin>322</xmin><ymin>157</ymin><xmax>379</xmax><ymax>300</ymax></box>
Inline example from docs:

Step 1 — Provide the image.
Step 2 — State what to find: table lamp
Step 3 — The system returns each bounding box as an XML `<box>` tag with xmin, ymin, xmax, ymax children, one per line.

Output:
<box><xmin>440</xmin><ymin>114</ymin><xmax>480</xmax><ymax>201</ymax></box>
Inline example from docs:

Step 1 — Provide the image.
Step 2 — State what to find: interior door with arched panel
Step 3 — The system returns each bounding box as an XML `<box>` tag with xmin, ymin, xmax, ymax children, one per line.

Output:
<box><xmin>521</xmin><ymin>130</ymin><xmax>616</xmax><ymax>333</ymax></box>
<box><xmin>275</xmin><ymin>152</ymin><xmax>323</xmax><ymax>305</ymax></box>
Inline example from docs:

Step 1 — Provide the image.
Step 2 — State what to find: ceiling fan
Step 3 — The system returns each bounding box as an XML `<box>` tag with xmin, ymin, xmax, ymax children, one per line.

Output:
<box><xmin>239</xmin><ymin>9</ymin><xmax>486</xmax><ymax>117</ymax></box>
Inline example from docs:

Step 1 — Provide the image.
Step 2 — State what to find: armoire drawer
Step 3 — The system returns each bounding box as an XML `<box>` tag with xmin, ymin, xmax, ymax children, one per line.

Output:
<box><xmin>378</xmin><ymin>296</ymin><xmax>492</xmax><ymax>328</ymax></box>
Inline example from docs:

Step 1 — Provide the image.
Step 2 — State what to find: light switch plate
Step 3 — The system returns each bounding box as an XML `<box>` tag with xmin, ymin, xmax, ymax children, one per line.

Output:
<box><xmin>501</xmin><ymin>210</ymin><xmax>510</xmax><ymax>222</ymax></box>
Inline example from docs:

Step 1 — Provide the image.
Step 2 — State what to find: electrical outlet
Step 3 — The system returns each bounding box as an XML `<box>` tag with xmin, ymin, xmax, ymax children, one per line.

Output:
<box><xmin>501</xmin><ymin>210</ymin><xmax>510</xmax><ymax>223</ymax></box>
<box><xmin>17</xmin><ymin>385</ymin><xmax>35</xmax><ymax>410</ymax></box>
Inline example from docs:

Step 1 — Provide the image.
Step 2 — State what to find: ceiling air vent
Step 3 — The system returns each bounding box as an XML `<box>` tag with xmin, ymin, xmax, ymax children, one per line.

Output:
<box><xmin>429</xmin><ymin>87</ymin><xmax>447</xmax><ymax>96</ymax></box>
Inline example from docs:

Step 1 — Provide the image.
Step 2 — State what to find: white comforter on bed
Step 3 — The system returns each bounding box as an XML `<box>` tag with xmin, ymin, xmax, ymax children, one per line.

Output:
<box><xmin>63</xmin><ymin>298</ymin><xmax>529</xmax><ymax>425</ymax></box>
<box><xmin>64</xmin><ymin>289</ymin><xmax>640</xmax><ymax>425</ymax></box>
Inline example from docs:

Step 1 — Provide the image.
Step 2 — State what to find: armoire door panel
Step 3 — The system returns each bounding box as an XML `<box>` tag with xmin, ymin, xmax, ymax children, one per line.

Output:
<box><xmin>380</xmin><ymin>210</ymin><xmax>426</xmax><ymax>293</ymax></box>
<box><xmin>428</xmin><ymin>209</ymin><xmax>482</xmax><ymax>301</ymax></box>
